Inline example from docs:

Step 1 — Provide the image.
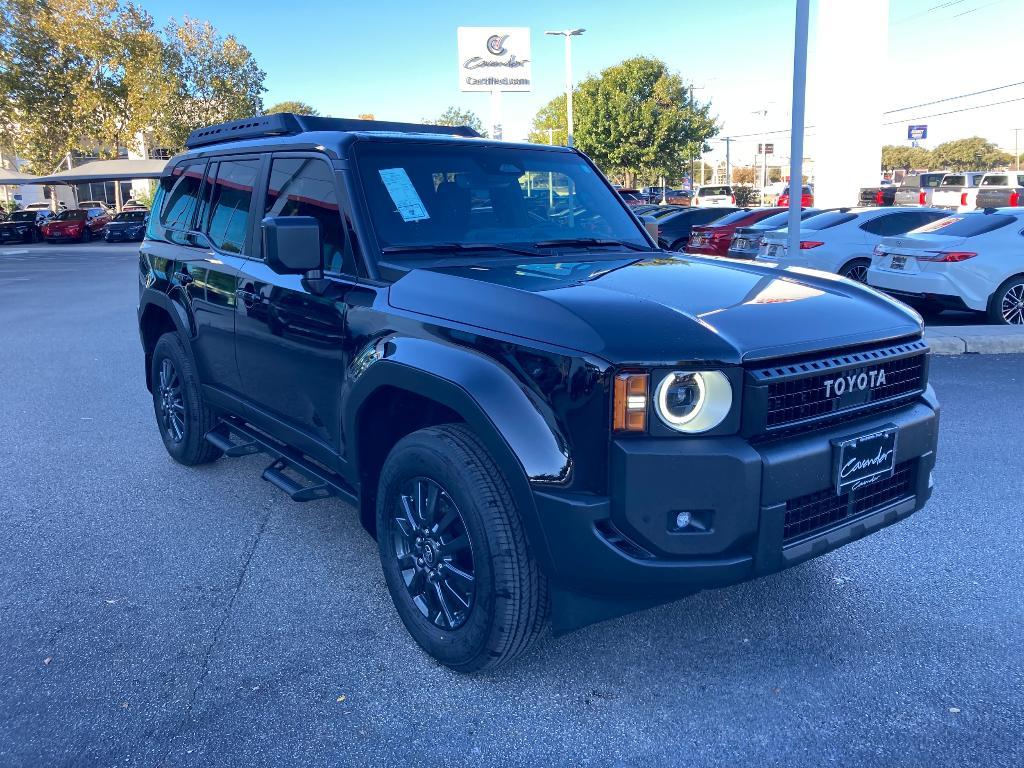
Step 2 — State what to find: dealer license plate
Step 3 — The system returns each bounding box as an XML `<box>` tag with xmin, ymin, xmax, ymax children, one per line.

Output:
<box><xmin>832</xmin><ymin>426</ymin><xmax>897</xmax><ymax>495</ymax></box>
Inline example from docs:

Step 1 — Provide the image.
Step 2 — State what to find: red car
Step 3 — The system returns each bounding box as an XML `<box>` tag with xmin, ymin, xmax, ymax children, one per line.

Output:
<box><xmin>777</xmin><ymin>185</ymin><xmax>814</xmax><ymax>208</ymax></box>
<box><xmin>684</xmin><ymin>208</ymin><xmax>786</xmax><ymax>256</ymax></box>
<box><xmin>40</xmin><ymin>208</ymin><xmax>111</xmax><ymax>243</ymax></box>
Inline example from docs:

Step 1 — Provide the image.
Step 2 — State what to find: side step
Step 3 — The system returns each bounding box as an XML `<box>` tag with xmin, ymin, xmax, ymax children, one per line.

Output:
<box><xmin>205</xmin><ymin>419</ymin><xmax>357</xmax><ymax>505</ymax></box>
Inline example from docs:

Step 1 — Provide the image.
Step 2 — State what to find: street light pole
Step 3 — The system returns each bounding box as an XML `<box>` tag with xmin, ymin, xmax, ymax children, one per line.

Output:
<box><xmin>1015</xmin><ymin>128</ymin><xmax>1021</xmax><ymax>171</ymax></box>
<box><xmin>545</xmin><ymin>29</ymin><xmax>585</xmax><ymax>147</ymax></box>
<box><xmin>786</xmin><ymin>0</ymin><xmax>811</xmax><ymax>261</ymax></box>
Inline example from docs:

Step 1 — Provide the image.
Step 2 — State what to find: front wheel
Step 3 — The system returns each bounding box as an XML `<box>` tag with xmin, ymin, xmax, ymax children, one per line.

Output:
<box><xmin>150</xmin><ymin>333</ymin><xmax>222</xmax><ymax>465</ymax></box>
<box><xmin>376</xmin><ymin>424</ymin><xmax>548</xmax><ymax>672</ymax></box>
<box><xmin>839</xmin><ymin>258</ymin><xmax>870</xmax><ymax>283</ymax></box>
<box><xmin>988</xmin><ymin>276</ymin><xmax>1024</xmax><ymax>325</ymax></box>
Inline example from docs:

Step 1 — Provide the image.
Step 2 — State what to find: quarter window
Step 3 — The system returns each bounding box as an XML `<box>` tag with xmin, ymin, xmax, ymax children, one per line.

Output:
<box><xmin>203</xmin><ymin>159</ymin><xmax>259</xmax><ymax>254</ymax></box>
<box><xmin>264</xmin><ymin>157</ymin><xmax>353</xmax><ymax>274</ymax></box>
<box><xmin>160</xmin><ymin>161</ymin><xmax>206</xmax><ymax>231</ymax></box>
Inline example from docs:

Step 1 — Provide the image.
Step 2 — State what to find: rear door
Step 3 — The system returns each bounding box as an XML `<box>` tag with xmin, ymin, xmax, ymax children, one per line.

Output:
<box><xmin>233</xmin><ymin>152</ymin><xmax>358</xmax><ymax>454</ymax></box>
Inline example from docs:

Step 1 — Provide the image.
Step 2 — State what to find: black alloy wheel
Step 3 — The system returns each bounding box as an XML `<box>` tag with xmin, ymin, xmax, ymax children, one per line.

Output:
<box><xmin>991</xmin><ymin>278</ymin><xmax>1024</xmax><ymax>325</ymax></box>
<box><xmin>840</xmin><ymin>259</ymin><xmax>870</xmax><ymax>283</ymax></box>
<box><xmin>157</xmin><ymin>358</ymin><xmax>186</xmax><ymax>443</ymax></box>
<box><xmin>391</xmin><ymin>477</ymin><xmax>476</xmax><ymax>630</ymax></box>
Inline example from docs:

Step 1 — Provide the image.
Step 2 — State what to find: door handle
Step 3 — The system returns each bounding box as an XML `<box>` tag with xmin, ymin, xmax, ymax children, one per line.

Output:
<box><xmin>173</xmin><ymin>271</ymin><xmax>193</xmax><ymax>285</ymax></box>
<box><xmin>236</xmin><ymin>289</ymin><xmax>262</xmax><ymax>305</ymax></box>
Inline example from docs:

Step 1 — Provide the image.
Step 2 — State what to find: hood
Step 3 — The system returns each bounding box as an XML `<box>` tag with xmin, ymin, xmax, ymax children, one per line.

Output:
<box><xmin>387</xmin><ymin>254</ymin><xmax>922</xmax><ymax>365</ymax></box>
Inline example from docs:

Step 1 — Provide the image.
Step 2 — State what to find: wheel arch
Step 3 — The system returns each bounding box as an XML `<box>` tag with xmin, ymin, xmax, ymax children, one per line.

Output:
<box><xmin>138</xmin><ymin>291</ymin><xmax>195</xmax><ymax>391</ymax></box>
<box><xmin>346</xmin><ymin>336</ymin><xmax>571</xmax><ymax>576</ymax></box>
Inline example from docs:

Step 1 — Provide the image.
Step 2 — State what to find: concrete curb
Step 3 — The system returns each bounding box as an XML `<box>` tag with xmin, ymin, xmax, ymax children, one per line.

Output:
<box><xmin>925</xmin><ymin>326</ymin><xmax>1024</xmax><ymax>355</ymax></box>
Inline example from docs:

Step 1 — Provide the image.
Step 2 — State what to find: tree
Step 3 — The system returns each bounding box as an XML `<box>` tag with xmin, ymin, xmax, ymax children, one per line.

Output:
<box><xmin>571</xmin><ymin>57</ymin><xmax>718</xmax><ymax>188</ymax></box>
<box><xmin>732</xmin><ymin>166</ymin><xmax>758</xmax><ymax>184</ymax></box>
<box><xmin>424</xmin><ymin>106</ymin><xmax>486</xmax><ymax>136</ymax></box>
<box><xmin>160</xmin><ymin>16</ymin><xmax>266</xmax><ymax>149</ymax></box>
<box><xmin>527</xmin><ymin>94</ymin><xmax>567</xmax><ymax>146</ymax></box>
<box><xmin>882</xmin><ymin>144</ymin><xmax>932</xmax><ymax>172</ymax></box>
<box><xmin>930</xmin><ymin>137</ymin><xmax>1010</xmax><ymax>171</ymax></box>
<box><xmin>356</xmin><ymin>113</ymin><xmax>375</xmax><ymax>121</ymax></box>
<box><xmin>265</xmin><ymin>100</ymin><xmax>319</xmax><ymax>116</ymax></box>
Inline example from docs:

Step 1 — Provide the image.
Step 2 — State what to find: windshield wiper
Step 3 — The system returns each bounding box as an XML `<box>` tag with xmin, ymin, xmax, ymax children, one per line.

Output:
<box><xmin>532</xmin><ymin>237</ymin><xmax>652</xmax><ymax>252</ymax></box>
<box><xmin>381</xmin><ymin>242</ymin><xmax>541</xmax><ymax>258</ymax></box>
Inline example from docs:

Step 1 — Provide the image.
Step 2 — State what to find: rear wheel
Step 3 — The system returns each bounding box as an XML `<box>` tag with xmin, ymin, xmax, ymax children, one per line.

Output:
<box><xmin>839</xmin><ymin>258</ymin><xmax>870</xmax><ymax>283</ymax></box>
<box><xmin>150</xmin><ymin>333</ymin><xmax>222</xmax><ymax>465</ymax></box>
<box><xmin>376</xmin><ymin>424</ymin><xmax>548</xmax><ymax>672</ymax></box>
<box><xmin>988</xmin><ymin>276</ymin><xmax>1024</xmax><ymax>325</ymax></box>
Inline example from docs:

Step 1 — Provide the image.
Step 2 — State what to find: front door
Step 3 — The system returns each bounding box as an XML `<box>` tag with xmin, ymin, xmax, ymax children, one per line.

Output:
<box><xmin>234</xmin><ymin>153</ymin><xmax>357</xmax><ymax>454</ymax></box>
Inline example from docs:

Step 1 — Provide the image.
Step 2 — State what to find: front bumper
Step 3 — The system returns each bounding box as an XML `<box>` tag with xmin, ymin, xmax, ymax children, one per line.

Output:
<box><xmin>535</xmin><ymin>391</ymin><xmax>938</xmax><ymax>599</ymax></box>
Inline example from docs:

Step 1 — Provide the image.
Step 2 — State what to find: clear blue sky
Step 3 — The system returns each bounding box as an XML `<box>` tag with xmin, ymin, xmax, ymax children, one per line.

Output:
<box><xmin>140</xmin><ymin>0</ymin><xmax>1024</xmax><ymax>165</ymax></box>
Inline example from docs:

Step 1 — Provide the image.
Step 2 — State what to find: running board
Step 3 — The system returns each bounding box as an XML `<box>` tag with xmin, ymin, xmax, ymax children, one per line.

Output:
<box><xmin>205</xmin><ymin>419</ymin><xmax>357</xmax><ymax>505</ymax></box>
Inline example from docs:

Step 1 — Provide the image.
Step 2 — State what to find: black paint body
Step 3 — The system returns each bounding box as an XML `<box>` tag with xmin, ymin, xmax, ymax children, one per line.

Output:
<box><xmin>137</xmin><ymin>120</ymin><xmax>940</xmax><ymax>632</ymax></box>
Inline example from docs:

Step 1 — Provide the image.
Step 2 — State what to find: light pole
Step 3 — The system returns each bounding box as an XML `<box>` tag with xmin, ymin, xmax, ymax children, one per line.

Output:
<box><xmin>1015</xmin><ymin>128</ymin><xmax>1022</xmax><ymax>171</ymax></box>
<box><xmin>787</xmin><ymin>0</ymin><xmax>810</xmax><ymax>261</ymax></box>
<box><xmin>545</xmin><ymin>29</ymin><xmax>585</xmax><ymax>147</ymax></box>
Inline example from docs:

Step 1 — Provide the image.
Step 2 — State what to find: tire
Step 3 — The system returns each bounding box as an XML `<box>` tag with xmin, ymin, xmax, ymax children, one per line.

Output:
<box><xmin>150</xmin><ymin>333</ymin><xmax>223</xmax><ymax>465</ymax></box>
<box><xmin>839</xmin><ymin>258</ymin><xmax>870</xmax><ymax>283</ymax></box>
<box><xmin>376</xmin><ymin>424</ymin><xmax>548</xmax><ymax>673</ymax></box>
<box><xmin>987</xmin><ymin>275</ymin><xmax>1024</xmax><ymax>325</ymax></box>
<box><xmin>79</xmin><ymin>226</ymin><xmax>89</xmax><ymax>243</ymax></box>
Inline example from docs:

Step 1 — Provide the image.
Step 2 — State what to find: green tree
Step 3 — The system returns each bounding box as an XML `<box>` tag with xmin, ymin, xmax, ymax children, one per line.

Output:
<box><xmin>572</xmin><ymin>57</ymin><xmax>718</xmax><ymax>188</ymax></box>
<box><xmin>930</xmin><ymin>136</ymin><xmax>1009</xmax><ymax>170</ymax></box>
<box><xmin>881</xmin><ymin>144</ymin><xmax>932</xmax><ymax>172</ymax></box>
<box><xmin>160</xmin><ymin>16</ymin><xmax>266</xmax><ymax>149</ymax></box>
<box><xmin>527</xmin><ymin>94</ymin><xmax>567</xmax><ymax>146</ymax></box>
<box><xmin>424</xmin><ymin>106</ymin><xmax>486</xmax><ymax>136</ymax></box>
<box><xmin>265</xmin><ymin>100</ymin><xmax>319</xmax><ymax>116</ymax></box>
<box><xmin>732</xmin><ymin>166</ymin><xmax>758</xmax><ymax>184</ymax></box>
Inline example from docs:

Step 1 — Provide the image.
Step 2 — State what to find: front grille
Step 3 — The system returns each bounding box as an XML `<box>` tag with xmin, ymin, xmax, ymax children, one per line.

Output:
<box><xmin>783</xmin><ymin>461</ymin><xmax>916</xmax><ymax>543</ymax></box>
<box><xmin>747</xmin><ymin>339</ymin><xmax>928</xmax><ymax>438</ymax></box>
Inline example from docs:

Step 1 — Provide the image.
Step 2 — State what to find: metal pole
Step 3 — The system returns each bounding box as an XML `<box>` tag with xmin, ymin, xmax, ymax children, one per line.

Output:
<box><xmin>565</xmin><ymin>36</ymin><xmax>574</xmax><ymax>148</ymax></box>
<box><xmin>725</xmin><ymin>138</ymin><xmax>732</xmax><ymax>186</ymax></box>
<box><xmin>787</xmin><ymin>0</ymin><xmax>810</xmax><ymax>259</ymax></box>
<box><xmin>1016</xmin><ymin>128</ymin><xmax>1021</xmax><ymax>171</ymax></box>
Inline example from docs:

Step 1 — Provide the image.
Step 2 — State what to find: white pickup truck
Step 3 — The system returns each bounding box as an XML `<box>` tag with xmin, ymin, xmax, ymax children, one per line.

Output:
<box><xmin>931</xmin><ymin>172</ymin><xmax>985</xmax><ymax>212</ymax></box>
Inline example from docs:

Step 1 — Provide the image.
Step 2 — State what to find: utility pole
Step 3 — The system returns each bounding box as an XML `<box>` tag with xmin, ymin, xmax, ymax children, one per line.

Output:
<box><xmin>787</xmin><ymin>0</ymin><xmax>810</xmax><ymax>259</ymax></box>
<box><xmin>1015</xmin><ymin>128</ymin><xmax>1021</xmax><ymax>171</ymax></box>
<box><xmin>723</xmin><ymin>137</ymin><xmax>732</xmax><ymax>185</ymax></box>
<box><xmin>546</xmin><ymin>29</ymin><xmax>585</xmax><ymax>148</ymax></box>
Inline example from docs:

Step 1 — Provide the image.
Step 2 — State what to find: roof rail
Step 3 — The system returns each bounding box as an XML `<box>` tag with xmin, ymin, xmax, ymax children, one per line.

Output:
<box><xmin>184</xmin><ymin>113</ymin><xmax>481</xmax><ymax>149</ymax></box>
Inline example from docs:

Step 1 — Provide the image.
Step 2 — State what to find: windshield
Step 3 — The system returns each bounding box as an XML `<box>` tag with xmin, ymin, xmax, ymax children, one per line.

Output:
<box><xmin>9</xmin><ymin>211</ymin><xmax>37</xmax><ymax>222</ymax></box>
<box><xmin>697</xmin><ymin>186</ymin><xmax>730</xmax><ymax>196</ymax></box>
<box><xmin>910</xmin><ymin>213</ymin><xmax>1013</xmax><ymax>237</ymax></box>
<box><xmin>54</xmin><ymin>210</ymin><xmax>86</xmax><ymax>221</ymax></box>
<box><xmin>113</xmin><ymin>211</ymin><xmax>145</xmax><ymax>222</ymax></box>
<box><xmin>802</xmin><ymin>211</ymin><xmax>856</xmax><ymax>230</ymax></box>
<box><xmin>353</xmin><ymin>142</ymin><xmax>649</xmax><ymax>253</ymax></box>
<box><xmin>750</xmin><ymin>208</ymin><xmax>822</xmax><ymax>229</ymax></box>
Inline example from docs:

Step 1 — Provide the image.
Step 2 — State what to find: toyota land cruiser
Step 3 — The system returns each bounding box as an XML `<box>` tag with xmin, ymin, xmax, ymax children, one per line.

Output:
<box><xmin>137</xmin><ymin>113</ymin><xmax>939</xmax><ymax>672</ymax></box>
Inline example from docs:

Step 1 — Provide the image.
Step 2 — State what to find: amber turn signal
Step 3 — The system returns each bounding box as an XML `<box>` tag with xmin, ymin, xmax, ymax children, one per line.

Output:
<box><xmin>613</xmin><ymin>373</ymin><xmax>649</xmax><ymax>432</ymax></box>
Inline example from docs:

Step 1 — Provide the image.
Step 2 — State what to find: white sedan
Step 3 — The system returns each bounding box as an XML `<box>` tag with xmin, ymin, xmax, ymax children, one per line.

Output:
<box><xmin>867</xmin><ymin>208</ymin><xmax>1024</xmax><ymax>325</ymax></box>
<box><xmin>756</xmin><ymin>207</ymin><xmax>949</xmax><ymax>281</ymax></box>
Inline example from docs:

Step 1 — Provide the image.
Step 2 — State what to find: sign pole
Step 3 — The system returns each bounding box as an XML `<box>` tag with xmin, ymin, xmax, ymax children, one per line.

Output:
<box><xmin>786</xmin><ymin>0</ymin><xmax>810</xmax><ymax>261</ymax></box>
<box><xmin>490</xmin><ymin>90</ymin><xmax>502</xmax><ymax>141</ymax></box>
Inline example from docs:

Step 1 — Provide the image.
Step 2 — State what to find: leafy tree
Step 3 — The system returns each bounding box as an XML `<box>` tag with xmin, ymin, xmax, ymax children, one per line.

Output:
<box><xmin>732</xmin><ymin>166</ymin><xmax>758</xmax><ymax>184</ymax></box>
<box><xmin>527</xmin><ymin>94</ymin><xmax>567</xmax><ymax>146</ymax></box>
<box><xmin>266</xmin><ymin>100</ymin><xmax>319</xmax><ymax>116</ymax></box>
<box><xmin>424</xmin><ymin>106</ymin><xmax>486</xmax><ymax>137</ymax></box>
<box><xmin>881</xmin><ymin>144</ymin><xmax>932</xmax><ymax>172</ymax></box>
<box><xmin>160</xmin><ymin>16</ymin><xmax>266</xmax><ymax>149</ymax></box>
<box><xmin>930</xmin><ymin>137</ymin><xmax>1010</xmax><ymax>171</ymax></box>
<box><xmin>572</xmin><ymin>57</ymin><xmax>718</xmax><ymax>188</ymax></box>
<box><xmin>356</xmin><ymin>113</ymin><xmax>375</xmax><ymax>120</ymax></box>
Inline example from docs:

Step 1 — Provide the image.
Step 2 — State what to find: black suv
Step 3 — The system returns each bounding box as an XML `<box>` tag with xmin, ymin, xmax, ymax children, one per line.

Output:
<box><xmin>138</xmin><ymin>114</ymin><xmax>939</xmax><ymax>672</ymax></box>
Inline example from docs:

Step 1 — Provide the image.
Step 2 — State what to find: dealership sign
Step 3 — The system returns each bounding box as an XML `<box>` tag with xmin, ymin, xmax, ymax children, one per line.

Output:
<box><xmin>457</xmin><ymin>27</ymin><xmax>532</xmax><ymax>92</ymax></box>
<box><xmin>907</xmin><ymin>124</ymin><xmax>927</xmax><ymax>140</ymax></box>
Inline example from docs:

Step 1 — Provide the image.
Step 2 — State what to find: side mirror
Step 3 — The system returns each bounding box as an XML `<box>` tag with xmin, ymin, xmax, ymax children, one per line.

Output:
<box><xmin>642</xmin><ymin>215</ymin><xmax>659</xmax><ymax>243</ymax></box>
<box><xmin>262</xmin><ymin>216</ymin><xmax>321</xmax><ymax>275</ymax></box>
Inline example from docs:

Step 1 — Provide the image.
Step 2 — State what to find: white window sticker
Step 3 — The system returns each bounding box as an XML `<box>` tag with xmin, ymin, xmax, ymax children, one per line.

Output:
<box><xmin>378</xmin><ymin>168</ymin><xmax>429</xmax><ymax>222</ymax></box>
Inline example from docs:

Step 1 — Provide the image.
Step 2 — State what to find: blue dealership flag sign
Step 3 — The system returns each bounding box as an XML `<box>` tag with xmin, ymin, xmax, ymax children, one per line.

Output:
<box><xmin>907</xmin><ymin>124</ymin><xmax>927</xmax><ymax>141</ymax></box>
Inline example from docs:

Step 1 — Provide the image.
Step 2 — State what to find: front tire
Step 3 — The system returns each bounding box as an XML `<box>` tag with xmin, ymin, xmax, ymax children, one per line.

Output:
<box><xmin>150</xmin><ymin>333</ymin><xmax>222</xmax><ymax>465</ymax></box>
<box><xmin>988</xmin><ymin>276</ymin><xmax>1024</xmax><ymax>325</ymax></box>
<box><xmin>376</xmin><ymin>424</ymin><xmax>548</xmax><ymax>672</ymax></box>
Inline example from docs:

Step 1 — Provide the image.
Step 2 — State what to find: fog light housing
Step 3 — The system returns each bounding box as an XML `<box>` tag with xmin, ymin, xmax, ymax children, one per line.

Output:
<box><xmin>674</xmin><ymin>511</ymin><xmax>691</xmax><ymax>530</ymax></box>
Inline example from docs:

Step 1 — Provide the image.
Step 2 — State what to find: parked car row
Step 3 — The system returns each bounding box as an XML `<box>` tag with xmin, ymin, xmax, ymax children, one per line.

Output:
<box><xmin>643</xmin><ymin>200</ymin><xmax>1023</xmax><ymax>325</ymax></box>
<box><xmin>0</xmin><ymin>206</ymin><xmax>149</xmax><ymax>244</ymax></box>
<box><xmin>861</xmin><ymin>170</ymin><xmax>1024</xmax><ymax>212</ymax></box>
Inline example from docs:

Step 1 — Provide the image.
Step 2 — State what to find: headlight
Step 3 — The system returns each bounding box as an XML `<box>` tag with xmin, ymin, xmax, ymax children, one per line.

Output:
<box><xmin>654</xmin><ymin>371</ymin><xmax>732</xmax><ymax>433</ymax></box>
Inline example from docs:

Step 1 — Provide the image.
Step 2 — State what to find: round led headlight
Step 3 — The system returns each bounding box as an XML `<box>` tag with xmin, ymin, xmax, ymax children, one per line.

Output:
<box><xmin>654</xmin><ymin>370</ymin><xmax>732</xmax><ymax>433</ymax></box>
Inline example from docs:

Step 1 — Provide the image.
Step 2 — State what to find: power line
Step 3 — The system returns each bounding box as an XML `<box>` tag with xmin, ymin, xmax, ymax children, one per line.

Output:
<box><xmin>883</xmin><ymin>81</ymin><xmax>1024</xmax><ymax>114</ymax></box>
<box><xmin>881</xmin><ymin>95</ymin><xmax>1024</xmax><ymax>126</ymax></box>
<box><xmin>953</xmin><ymin>0</ymin><xmax>1008</xmax><ymax>17</ymax></box>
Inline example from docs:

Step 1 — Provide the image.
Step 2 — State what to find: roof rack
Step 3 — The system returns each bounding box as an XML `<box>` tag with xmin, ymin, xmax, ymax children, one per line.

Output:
<box><xmin>184</xmin><ymin>113</ymin><xmax>481</xmax><ymax>149</ymax></box>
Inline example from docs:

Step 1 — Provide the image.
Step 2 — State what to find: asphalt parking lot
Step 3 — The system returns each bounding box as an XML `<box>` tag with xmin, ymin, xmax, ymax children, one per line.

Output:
<box><xmin>1</xmin><ymin>242</ymin><xmax>1022</xmax><ymax>768</ymax></box>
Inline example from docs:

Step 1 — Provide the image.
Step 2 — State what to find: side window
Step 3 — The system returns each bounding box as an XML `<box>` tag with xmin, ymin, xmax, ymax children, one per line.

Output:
<box><xmin>203</xmin><ymin>158</ymin><xmax>259</xmax><ymax>254</ymax></box>
<box><xmin>860</xmin><ymin>213</ymin><xmax>911</xmax><ymax>236</ymax></box>
<box><xmin>264</xmin><ymin>156</ymin><xmax>354</xmax><ymax>274</ymax></box>
<box><xmin>159</xmin><ymin>161</ymin><xmax>206</xmax><ymax>231</ymax></box>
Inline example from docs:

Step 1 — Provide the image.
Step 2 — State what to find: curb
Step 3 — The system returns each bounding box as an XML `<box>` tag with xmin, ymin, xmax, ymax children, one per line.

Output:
<box><xmin>924</xmin><ymin>326</ymin><xmax>1024</xmax><ymax>355</ymax></box>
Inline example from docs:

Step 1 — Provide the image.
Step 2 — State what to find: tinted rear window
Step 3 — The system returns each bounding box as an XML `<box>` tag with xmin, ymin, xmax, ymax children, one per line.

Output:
<box><xmin>982</xmin><ymin>175</ymin><xmax>1009</xmax><ymax>186</ymax></box>
<box><xmin>803</xmin><ymin>211</ymin><xmax>856</xmax><ymax>230</ymax></box>
<box><xmin>706</xmin><ymin>209</ymin><xmax>760</xmax><ymax>226</ymax></box>
<box><xmin>752</xmin><ymin>209</ymin><xmax>822</xmax><ymax>229</ymax></box>
<box><xmin>697</xmin><ymin>186</ymin><xmax>731</xmax><ymax>196</ymax></box>
<box><xmin>922</xmin><ymin>174</ymin><xmax>944</xmax><ymax>188</ymax></box>
<box><xmin>940</xmin><ymin>175</ymin><xmax>965</xmax><ymax>187</ymax></box>
<box><xmin>113</xmin><ymin>211</ymin><xmax>145</xmax><ymax>222</ymax></box>
<box><xmin>910</xmin><ymin>213</ymin><xmax>1014</xmax><ymax>237</ymax></box>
